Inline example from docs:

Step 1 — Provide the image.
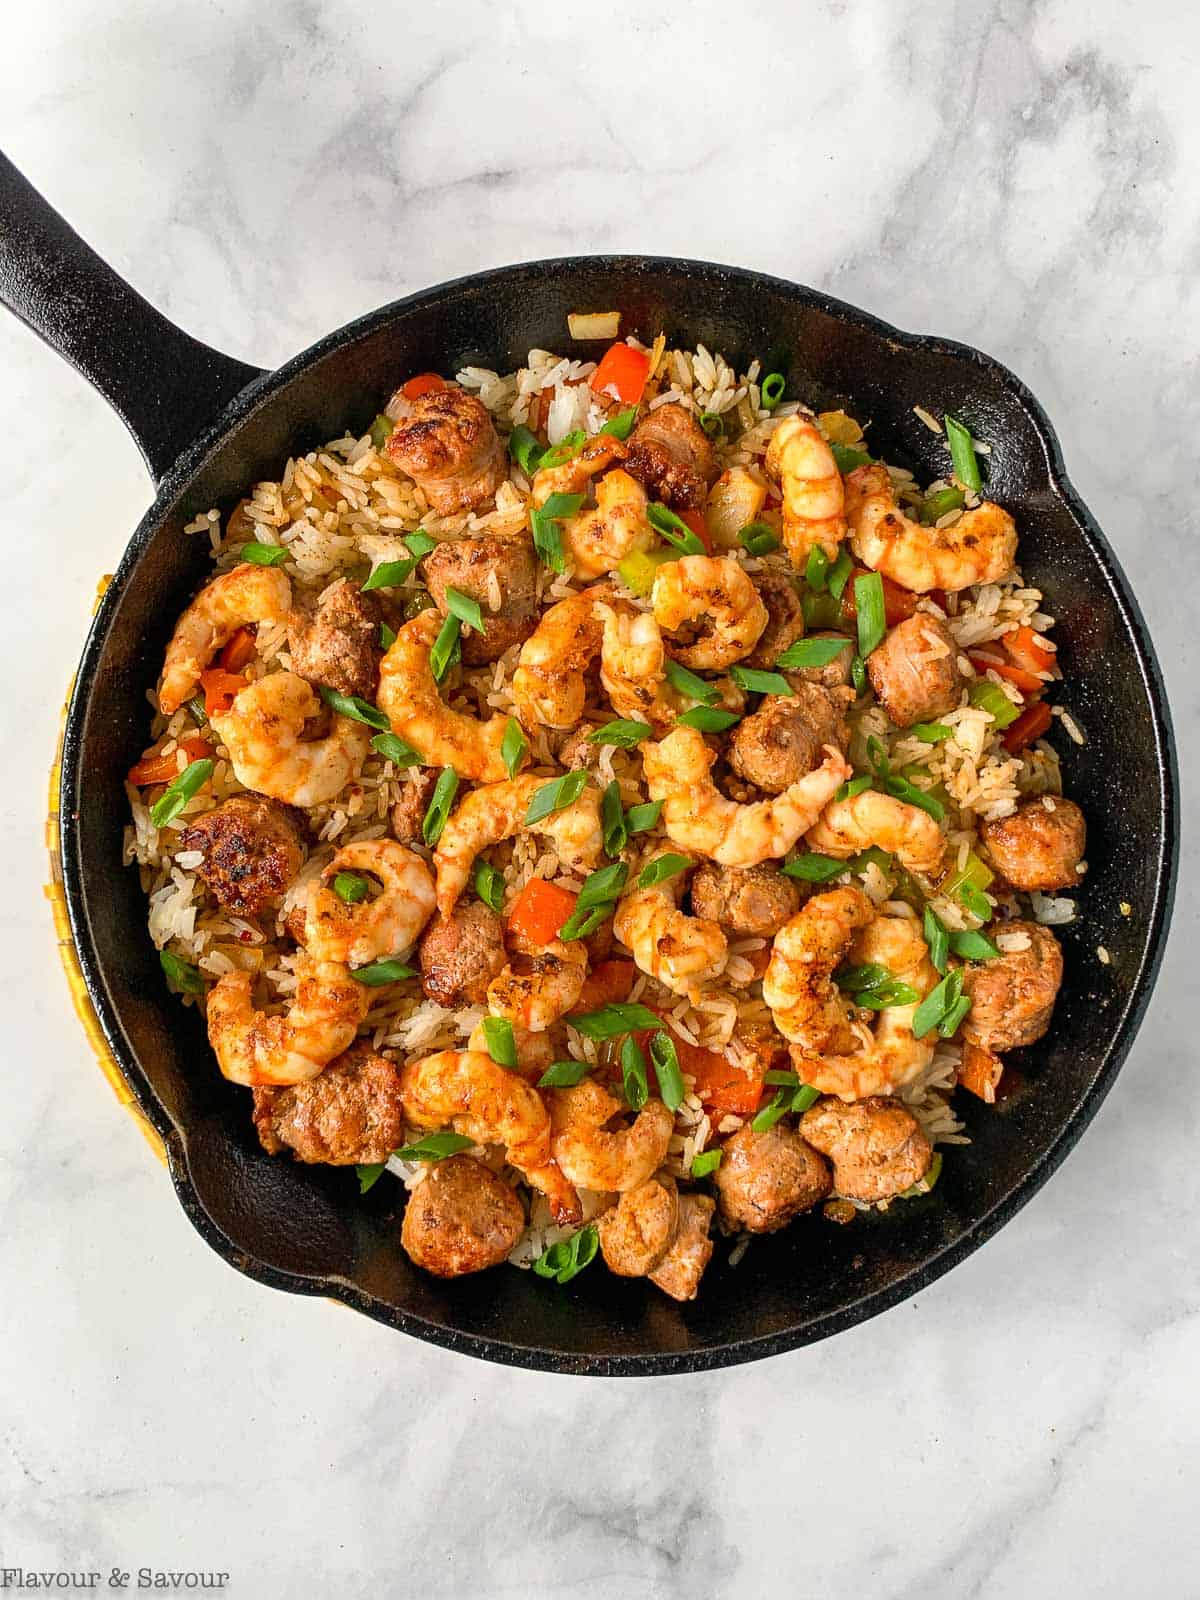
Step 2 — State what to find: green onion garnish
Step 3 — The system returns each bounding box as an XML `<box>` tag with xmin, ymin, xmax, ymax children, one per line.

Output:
<box><xmin>625</xmin><ymin>800</ymin><xmax>663</xmax><ymax>835</ymax></box>
<box><xmin>912</xmin><ymin>968</ymin><xmax>964</xmax><ymax>1040</ymax></box>
<box><xmin>805</xmin><ymin>546</ymin><xmax>831</xmax><ymax>592</ymax></box>
<box><xmin>537</xmin><ymin>1058</ymin><xmax>592</xmax><ymax>1089</ymax></box>
<box><xmin>429</xmin><ymin>613</ymin><xmax>461</xmax><ymax>683</ymax></box>
<box><xmin>379</xmin><ymin>622</ymin><xmax>397</xmax><ymax>650</ymax></box>
<box><xmin>186</xmin><ymin>696</ymin><xmax>208</xmax><ymax>726</ymax></box>
<box><xmin>530</xmin><ymin>491</ymin><xmax>583</xmax><ymax>573</ymax></box>
<box><xmin>537</xmin><ymin>430</ymin><xmax>587</xmax><ymax>470</ymax></box>
<box><xmin>835</xmin><ymin>773</ymin><xmax>874</xmax><ymax>802</ymax></box>
<box><xmin>648</xmin><ymin>502</ymin><xmax>705</xmax><ymax>555</ymax></box>
<box><xmin>664</xmin><ymin>659</ymin><xmax>717</xmax><ymax>703</ymax></box>
<box><xmin>600</xmin><ymin>406</ymin><xmax>639</xmax><ymax>441</ymax></box>
<box><xmin>357</xmin><ymin>1162</ymin><xmax>386</xmax><ymax>1194</ymax></box>
<box><xmin>830</xmin><ymin>444</ymin><xmax>871</xmax><ymax>474</ymax></box>
<box><xmin>881</xmin><ymin>771</ymin><xmax>945</xmax><ymax>821</ymax></box>
<box><xmin>760</xmin><ymin>372</ymin><xmax>786</xmax><ymax>409</ymax></box>
<box><xmin>938</xmin><ymin>995</ymin><xmax>972</xmax><ymax>1038</ymax></box>
<box><xmin>320</xmin><ymin>687</ymin><xmax>391</xmax><ymax>731</ymax></box>
<box><xmin>730</xmin><ymin>665</ymin><xmax>793</xmax><ymax>696</ymax></box>
<box><xmin>738</xmin><ymin>522</ymin><xmax>780</xmax><ymax>557</ymax></box>
<box><xmin>649</xmin><ymin>1031</ymin><xmax>685</xmax><ymax>1112</ymax></box>
<box><xmin>481</xmin><ymin>1015</ymin><xmax>518</xmax><ymax>1068</ymax></box>
<box><xmin>690</xmin><ymin>1149</ymin><xmax>723</xmax><ymax>1177</ymax></box>
<box><xmin>620</xmin><ymin>1034</ymin><xmax>649</xmax><ymax>1112</ymax></box>
<box><xmin>525</xmin><ymin>770</ymin><xmax>589</xmax><ymax>825</ymax></box>
<box><xmin>150</xmin><ymin>758</ymin><xmax>213</xmax><ymax>829</ymax></box>
<box><xmin>851</xmin><ymin>654</ymin><xmax>868</xmax><ymax>696</ymax></box>
<box><xmin>576</xmin><ymin>861</ymin><xmax>629</xmax><ymax>910</ymax></box>
<box><xmin>567</xmin><ymin>1001</ymin><xmax>661</xmax><ymax>1039</ymax></box>
<box><xmin>508</xmin><ymin>424</ymin><xmax>544</xmax><ymax>475</ymax></box>
<box><xmin>159</xmin><ymin>948</ymin><xmax>204</xmax><ymax>993</ymax></box>
<box><xmin>827</xmin><ymin>549</ymin><xmax>854</xmax><ymax>600</ymax></box>
<box><xmin>835</xmin><ymin>962</ymin><xmax>893</xmax><ymax>994</ymax></box>
<box><xmin>557</xmin><ymin>904</ymin><xmax>610</xmax><ymax>942</ymax></box>
<box><xmin>393</xmin><ymin>1132</ymin><xmax>476</xmax><ymax>1163</ymax></box>
<box><xmin>948</xmin><ymin>930</ymin><xmax>1000</xmax><ymax>961</ymax></box>
<box><xmin>601</xmin><ymin>779</ymin><xmax>626</xmax><ymax>858</ymax></box>
<box><xmin>699</xmin><ymin>411</ymin><xmax>723</xmax><ymax>438</ymax></box>
<box><xmin>900</xmin><ymin>1150</ymin><xmax>943</xmax><ymax>1199</ymax></box>
<box><xmin>474</xmin><ymin>859</ymin><xmax>505</xmax><ymax>913</ymax></box>
<box><xmin>775</xmin><ymin>635</ymin><xmax>852</xmax><ymax>670</ymax></box>
<box><xmin>854</xmin><ymin>571</ymin><xmax>886</xmax><ymax>659</ymax></box>
<box><xmin>944</xmin><ymin>414</ymin><xmax>983</xmax><ymax>492</ymax></box>
<box><xmin>923</xmin><ymin>905</ymin><xmax>949</xmax><ymax>975</ymax></box>
<box><xmin>501</xmin><ymin>718</ymin><xmax>527</xmax><ymax>779</ymax></box>
<box><xmin>333</xmin><ymin>872</ymin><xmax>369</xmax><ymax>904</ymax></box>
<box><xmin>587</xmin><ymin>718</ymin><xmax>652</xmax><ymax>748</ymax></box>
<box><xmin>751</xmin><ymin>1088</ymin><xmax>791</xmax><ymax>1132</ymax></box>
<box><xmin>370</xmin><ymin>731</ymin><xmax>422</xmax><ymax>767</ymax></box>
<box><xmin>791</xmin><ymin>1084</ymin><xmax>820</xmax><ymax>1114</ymax></box>
<box><xmin>638</xmin><ymin>853</ymin><xmax>692</xmax><ymax>889</ymax></box>
<box><xmin>782</xmin><ymin>853</ymin><xmax>846</xmax><ymax>883</ymax></box>
<box><xmin>405</xmin><ymin>531</ymin><xmax>437</xmax><ymax>559</ymax></box>
<box><xmin>968</xmin><ymin>678</ymin><xmax>1020</xmax><ymax>730</ymax></box>
<box><xmin>912</xmin><ymin>721</ymin><xmax>953</xmax><ymax>743</ymax></box>
<box><xmin>350</xmin><ymin>959</ymin><xmax>417</xmax><ymax>986</ymax></box>
<box><xmin>422</xmin><ymin>768</ymin><xmax>459</xmax><ymax>845</ymax></box>
<box><xmin>920</xmin><ymin>486</ymin><xmax>966</xmax><ymax>525</ymax></box>
<box><xmin>444</xmin><ymin>586</ymin><xmax>485</xmax><ymax>634</ymax></box>
<box><xmin>363</xmin><ymin>559</ymin><xmax>416</xmax><ymax>592</ymax></box>
<box><xmin>368</xmin><ymin>414</ymin><xmax>393</xmax><ymax>449</ymax></box>
<box><xmin>532</xmin><ymin>1222</ymin><xmax>599</xmax><ymax>1285</ymax></box>
<box><xmin>239</xmin><ymin>542</ymin><xmax>289</xmax><ymax>567</ymax></box>
<box><xmin>676</xmin><ymin>706</ymin><xmax>741</xmax><ymax>733</ymax></box>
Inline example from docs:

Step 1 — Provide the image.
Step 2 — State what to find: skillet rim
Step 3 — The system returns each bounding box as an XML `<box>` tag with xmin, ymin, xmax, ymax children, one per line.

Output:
<box><xmin>57</xmin><ymin>256</ymin><xmax>1180</xmax><ymax>1374</ymax></box>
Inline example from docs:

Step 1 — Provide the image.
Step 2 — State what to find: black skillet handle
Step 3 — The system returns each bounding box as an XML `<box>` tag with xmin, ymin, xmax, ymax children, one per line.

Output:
<box><xmin>0</xmin><ymin>151</ymin><xmax>265</xmax><ymax>484</ymax></box>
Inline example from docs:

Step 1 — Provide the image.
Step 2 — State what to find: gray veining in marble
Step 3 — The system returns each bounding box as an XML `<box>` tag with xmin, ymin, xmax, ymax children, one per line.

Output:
<box><xmin>1</xmin><ymin>1</ymin><xmax>1196</xmax><ymax>1595</ymax></box>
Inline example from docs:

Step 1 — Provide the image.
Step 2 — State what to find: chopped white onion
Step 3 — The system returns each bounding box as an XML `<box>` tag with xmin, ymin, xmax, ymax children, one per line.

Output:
<box><xmin>568</xmin><ymin>311</ymin><xmax>620</xmax><ymax>341</ymax></box>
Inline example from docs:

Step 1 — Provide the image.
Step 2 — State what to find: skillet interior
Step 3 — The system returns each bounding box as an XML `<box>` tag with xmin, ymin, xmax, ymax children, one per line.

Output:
<box><xmin>60</xmin><ymin>259</ymin><xmax>1177</xmax><ymax>1373</ymax></box>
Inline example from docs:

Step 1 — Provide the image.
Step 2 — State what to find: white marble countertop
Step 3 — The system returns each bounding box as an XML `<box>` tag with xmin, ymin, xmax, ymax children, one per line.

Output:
<box><xmin>2</xmin><ymin>1</ymin><xmax>1196</xmax><ymax>1594</ymax></box>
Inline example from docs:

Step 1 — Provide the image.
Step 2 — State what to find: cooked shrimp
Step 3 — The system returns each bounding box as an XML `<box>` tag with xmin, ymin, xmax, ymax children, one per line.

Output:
<box><xmin>765</xmin><ymin>415</ymin><xmax>846</xmax><ymax>570</ymax></box>
<box><xmin>762</xmin><ymin>887</ymin><xmax>875</xmax><ymax>1050</ymax></box>
<box><xmin>211</xmin><ymin>672</ymin><xmax>370</xmax><ymax>807</ymax></box>
<box><xmin>400</xmin><ymin>1049</ymin><xmax>580</xmax><ymax>1225</ymax></box>
<box><xmin>206</xmin><ymin>956</ymin><xmax>369</xmax><ymax>1087</ymax></box>
<box><xmin>530</xmin><ymin>433</ymin><xmax>625</xmax><ymax>505</ymax></box>
<box><xmin>432</xmin><ymin>775</ymin><xmax>603</xmax><ymax>916</ymax></box>
<box><xmin>377</xmin><ymin>611</ymin><xmax>514</xmax><ymax>782</ymax></box>
<box><xmin>596</xmin><ymin>604</ymin><xmax>679</xmax><ymax>733</ymax></box>
<box><xmin>563</xmin><ymin>469</ymin><xmax>655</xmax><ymax>580</ymax></box>
<box><xmin>796</xmin><ymin>909</ymin><xmax>940</xmax><ymax>1100</ymax></box>
<box><xmin>548</xmin><ymin>1079</ymin><xmax>674</xmax><ymax>1193</ymax></box>
<box><xmin>612</xmin><ymin>860</ymin><xmax>728</xmax><ymax>996</ymax></box>
<box><xmin>302</xmin><ymin>840</ymin><xmax>436</xmax><ymax>967</ymax></box>
<box><xmin>845</xmin><ymin>463</ymin><xmax>1017</xmax><ymax>593</ymax></box>
<box><xmin>650</xmin><ymin>555</ymin><xmax>768</xmax><ymax>670</ymax></box>
<box><xmin>486</xmin><ymin>931</ymin><xmax>587</xmax><ymax>1031</ymax></box>
<box><xmin>641</xmin><ymin>726</ymin><xmax>851</xmax><ymax>868</ymax></box>
<box><xmin>512</xmin><ymin>593</ymin><xmax>603</xmax><ymax>730</ymax></box>
<box><xmin>806</xmin><ymin>790</ymin><xmax>946</xmax><ymax>876</ymax></box>
<box><xmin>159</xmin><ymin>563</ymin><xmax>291</xmax><ymax>715</ymax></box>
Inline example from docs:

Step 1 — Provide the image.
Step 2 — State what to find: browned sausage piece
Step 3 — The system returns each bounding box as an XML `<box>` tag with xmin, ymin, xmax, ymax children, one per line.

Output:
<box><xmin>744</xmin><ymin>571</ymin><xmax>805</xmax><ymax>670</ymax></box>
<box><xmin>785</xmin><ymin>631</ymin><xmax>854</xmax><ymax>691</ymax></box>
<box><xmin>866</xmin><ymin>614</ymin><xmax>963</xmax><ymax>728</ymax></box>
<box><xmin>390</xmin><ymin>768</ymin><xmax>440</xmax><ymax>846</ymax></box>
<box><xmin>400</xmin><ymin>1155</ymin><xmax>525</xmax><ymax>1277</ymax></box>
<box><xmin>648</xmin><ymin>1192</ymin><xmax>716</xmax><ymax>1301</ymax></box>
<box><xmin>727</xmin><ymin>681</ymin><xmax>851</xmax><ymax>794</ymax></box>
<box><xmin>624</xmin><ymin>403</ymin><xmax>717</xmax><ymax>511</ymax></box>
<box><xmin>962</xmin><ymin>921</ymin><xmax>1063</xmax><ymax>1052</ymax></box>
<box><xmin>386</xmin><ymin>387</ymin><xmax>507</xmax><ymax>514</ymax></box>
<box><xmin>418</xmin><ymin>901</ymin><xmax>508</xmax><ymax>1007</ymax></box>
<box><xmin>800</xmin><ymin>1095</ymin><xmax>931</xmax><ymax>1203</ymax></box>
<box><xmin>713</xmin><ymin>1122</ymin><xmax>831</xmax><ymax>1233</ymax></box>
<box><xmin>287</xmin><ymin>577</ymin><xmax>382</xmax><ymax>701</ymax></box>
<box><xmin>981</xmin><ymin>797</ymin><xmax>1086</xmax><ymax>891</ymax></box>
<box><xmin>423</xmin><ymin>534</ymin><xmax>539</xmax><ymax>664</ymax></box>
<box><xmin>690</xmin><ymin>861</ymin><xmax>802</xmax><ymax>937</ymax></box>
<box><xmin>181</xmin><ymin>794</ymin><xmax>306</xmax><ymax>916</ymax></box>
<box><xmin>597</xmin><ymin>1176</ymin><xmax>679</xmax><ymax>1277</ymax></box>
<box><xmin>251</xmin><ymin>1041</ymin><xmax>405</xmax><ymax>1164</ymax></box>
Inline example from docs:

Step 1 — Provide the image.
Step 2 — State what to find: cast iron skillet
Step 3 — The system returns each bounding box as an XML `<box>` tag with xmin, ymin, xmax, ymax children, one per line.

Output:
<box><xmin>4</xmin><ymin>151</ymin><xmax>1178</xmax><ymax>1374</ymax></box>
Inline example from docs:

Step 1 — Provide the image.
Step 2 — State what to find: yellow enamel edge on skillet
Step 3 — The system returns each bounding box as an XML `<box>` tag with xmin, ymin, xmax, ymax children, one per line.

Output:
<box><xmin>45</xmin><ymin>579</ymin><xmax>167</xmax><ymax>1166</ymax></box>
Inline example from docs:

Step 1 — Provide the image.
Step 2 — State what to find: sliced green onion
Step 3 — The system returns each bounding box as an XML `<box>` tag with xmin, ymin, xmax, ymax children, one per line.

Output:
<box><xmin>691</xmin><ymin>1148</ymin><xmax>723</xmax><ymax>1177</ymax></box>
<box><xmin>363</xmin><ymin>559</ymin><xmax>416</xmax><ymax>592</ymax></box>
<box><xmin>751</xmin><ymin>1088</ymin><xmax>791</xmax><ymax>1132</ymax></box>
<box><xmin>600</xmin><ymin>406</ymin><xmax>639</xmax><ymax>441</ymax></box>
<box><xmin>239</xmin><ymin>541</ymin><xmax>289</xmax><ymax>567</ymax></box>
<box><xmin>357</xmin><ymin>1162</ymin><xmax>386</xmax><ymax>1194</ymax></box>
<box><xmin>912</xmin><ymin>968</ymin><xmax>964</xmax><ymax>1040</ymax></box>
<box><xmin>532</xmin><ymin>1221</ymin><xmax>599</xmax><ymax>1285</ymax></box>
<box><xmin>854</xmin><ymin>571</ymin><xmax>886</xmax><ymax>659</ymax></box>
<box><xmin>577</xmin><ymin>861</ymin><xmax>629</xmax><ymax>910</ymax></box>
<box><xmin>866</xmin><ymin>734</ymin><xmax>891</xmax><ymax>776</ymax></box>
<box><xmin>760</xmin><ymin>372</ymin><xmax>786</xmax><ymax>409</ymax></box>
<box><xmin>404</xmin><ymin>589</ymin><xmax>434</xmax><ymax>619</ymax></box>
<box><xmin>333</xmin><ymin>871</ymin><xmax>369</xmax><ymax>904</ymax></box>
<box><xmin>830</xmin><ymin>444</ymin><xmax>871</xmax><ymax>474</ymax></box>
<box><xmin>150</xmin><ymin>758</ymin><xmax>213</xmax><ymax>829</ymax></box>
<box><xmin>481</xmin><ymin>1015</ymin><xmax>518</xmax><ymax>1068</ymax></box>
<box><xmin>508</xmin><ymin>423</ymin><xmax>544</xmax><ymax>475</ymax></box>
<box><xmin>525</xmin><ymin>769</ymin><xmax>589</xmax><ymax>825</ymax></box>
<box><xmin>159</xmin><ymin>948</ymin><xmax>204</xmax><ymax>994</ymax></box>
<box><xmin>444</xmin><ymin>586</ymin><xmax>485</xmax><ymax>634</ymax></box>
<box><xmin>320</xmin><ymin>687</ymin><xmax>391</xmax><ymax>731</ymax></box>
<box><xmin>848</xmin><ymin>845</ymin><xmax>892</xmax><ymax>875</ymax></box>
<box><xmin>944</xmin><ymin>414</ymin><xmax>983</xmax><ymax>492</ymax></box>
<box><xmin>186</xmin><ymin>696</ymin><xmax>208</xmax><ymax>726</ymax></box>
<box><xmin>677</xmin><ymin>706</ymin><xmax>740</xmax><ymax>733</ymax></box>
<box><xmin>537</xmin><ymin>430</ymin><xmax>587</xmax><ymax>470</ymax></box>
<box><xmin>836</xmin><ymin>962</ymin><xmax>892</xmax><ymax>995</ymax></box>
<box><xmin>900</xmin><ymin>1149</ymin><xmax>944</xmax><ymax>1198</ymax></box>
<box><xmin>738</xmin><ymin>522</ymin><xmax>780</xmax><ymax>557</ymax></box>
<box><xmin>851</xmin><ymin>654</ymin><xmax>868</xmax><ymax>696</ymax></box>
<box><xmin>802</xmin><ymin>591</ymin><xmax>842</xmax><ymax>630</ymax></box>
<box><xmin>763</xmin><ymin>1068</ymin><xmax>800</xmax><ymax>1087</ymax></box>
<box><xmin>835</xmin><ymin>773</ymin><xmax>874</xmax><ymax>802</ymax></box>
<box><xmin>836</xmin><ymin>963</ymin><xmax>921</xmax><ymax>1009</ymax></box>
<box><xmin>474</xmin><ymin>858</ymin><xmax>505</xmax><ymax>913</ymax></box>
<box><xmin>530</xmin><ymin>492</ymin><xmax>584</xmax><ymax>573</ymax></box>
<box><xmin>558</xmin><ymin>903</ymin><xmax>611</xmax><ymax>942</ymax></box>
<box><xmin>379</xmin><ymin>621</ymin><xmax>397</xmax><ymax>650</ymax></box>
<box><xmin>791</xmin><ymin>1083</ymin><xmax>820</xmax><ymax>1114</ymax></box>
<box><xmin>501</xmin><ymin>717</ymin><xmax>527</xmax><ymax>779</ymax></box>
<box><xmin>370</xmin><ymin>731</ymin><xmax>422</xmax><ymax>767</ymax></box>
<box><xmin>587</xmin><ymin>718</ymin><xmax>652</xmax><ymax>748</ymax></box>
<box><xmin>948</xmin><ymin>930</ymin><xmax>1001</xmax><ymax>961</ymax></box>
<box><xmin>422</xmin><ymin>768</ymin><xmax>459</xmax><ymax>846</ymax></box>
<box><xmin>923</xmin><ymin>905</ymin><xmax>949</xmax><ymax>975</ymax></box>
<box><xmin>648</xmin><ymin>502</ymin><xmax>705</xmax><ymax>555</ymax></box>
<box><xmin>944</xmin><ymin>851</ymin><xmax>995</xmax><ymax>918</ymax></box>
<box><xmin>393</xmin><ymin>1131</ymin><xmax>476</xmax><ymax>1163</ymax></box>
<box><xmin>881</xmin><ymin>771</ymin><xmax>945</xmax><ymax>821</ymax></box>
<box><xmin>775</xmin><ymin>635</ymin><xmax>852</xmax><ymax>670</ymax></box>
<box><xmin>624</xmin><ymin>800</ymin><xmax>663</xmax><ymax>835</ymax></box>
<box><xmin>730</xmin><ymin>665</ymin><xmax>793</xmax><ymax>696</ymax></box>
<box><xmin>601</xmin><ymin>779</ymin><xmax>626</xmax><ymax>858</ymax></box>
<box><xmin>649</xmin><ymin>1031</ymin><xmax>685</xmax><ymax>1112</ymax></box>
<box><xmin>699</xmin><ymin>411</ymin><xmax>724</xmax><ymax>438</ymax></box>
<box><xmin>405</xmin><ymin>531</ymin><xmax>437</xmax><ymax>560</ymax></box>
<box><xmin>538</xmin><ymin>1058</ymin><xmax>592</xmax><ymax>1088</ymax></box>
<box><xmin>920</xmin><ymin>486</ymin><xmax>966</xmax><ymax>525</ymax></box>
<box><xmin>638</xmin><ymin>854</ymin><xmax>692</xmax><ymax>889</ymax></box>
<box><xmin>782</xmin><ymin>852</ymin><xmax>846</xmax><ymax>883</ymax></box>
<box><xmin>664</xmin><ymin>659</ymin><xmax>717</xmax><ymax>703</ymax></box>
<box><xmin>912</xmin><ymin>721</ymin><xmax>953</xmax><ymax>743</ymax></box>
<box><xmin>827</xmin><ymin>549</ymin><xmax>854</xmax><ymax>601</ymax></box>
<box><xmin>938</xmin><ymin>995</ymin><xmax>972</xmax><ymax>1038</ymax></box>
<box><xmin>368</xmin><ymin>414</ymin><xmax>393</xmax><ymax>449</ymax></box>
<box><xmin>620</xmin><ymin>1035</ymin><xmax>649</xmax><ymax>1112</ymax></box>
<box><xmin>567</xmin><ymin>1001</ymin><xmax>662</xmax><ymax>1039</ymax></box>
<box><xmin>350</xmin><ymin>959</ymin><xmax>417</xmax><ymax>986</ymax></box>
<box><xmin>429</xmin><ymin>613</ymin><xmax>461</xmax><ymax>683</ymax></box>
<box><xmin>805</xmin><ymin>546</ymin><xmax>831</xmax><ymax>591</ymax></box>
<box><xmin>968</xmin><ymin>677</ymin><xmax>1020</xmax><ymax>730</ymax></box>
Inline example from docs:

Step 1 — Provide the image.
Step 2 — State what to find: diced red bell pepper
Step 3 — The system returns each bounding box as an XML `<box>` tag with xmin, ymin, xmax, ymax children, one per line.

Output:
<box><xmin>958</xmin><ymin>1041</ymin><xmax>1004</xmax><ymax>1104</ymax></box>
<box><xmin>840</xmin><ymin>566</ymin><xmax>918</xmax><ymax>627</ymax></box>
<box><xmin>574</xmin><ymin>959</ymin><xmax>636</xmax><ymax>1014</ymax></box>
<box><xmin>199</xmin><ymin>667</ymin><xmax>248</xmax><ymax>718</ymax></box>
<box><xmin>678</xmin><ymin>1039</ymin><xmax>768</xmax><ymax>1118</ymax></box>
<box><xmin>507</xmin><ymin>878</ymin><xmax>578</xmax><ymax>945</ymax></box>
<box><xmin>401</xmin><ymin>372</ymin><xmax>446</xmax><ymax>401</ymax></box>
<box><xmin>1001</xmin><ymin>699</ymin><xmax>1053</xmax><ymax>754</ymax></box>
<box><xmin>1002</xmin><ymin>624</ymin><xmax>1057</xmax><ymax>676</ymax></box>
<box><xmin>127</xmin><ymin>735</ymin><xmax>210</xmax><ymax>786</ymax></box>
<box><xmin>679</xmin><ymin>509</ymin><xmax>713</xmax><ymax>554</ymax></box>
<box><xmin>590</xmin><ymin>342</ymin><xmax>651</xmax><ymax>405</ymax></box>
<box><xmin>968</xmin><ymin>650</ymin><xmax>1044</xmax><ymax>695</ymax></box>
<box><xmin>219</xmin><ymin>626</ymin><xmax>256</xmax><ymax>673</ymax></box>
